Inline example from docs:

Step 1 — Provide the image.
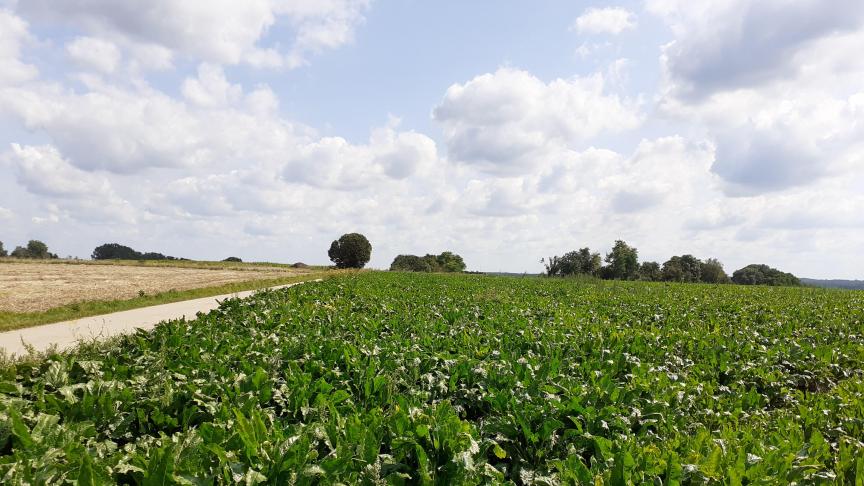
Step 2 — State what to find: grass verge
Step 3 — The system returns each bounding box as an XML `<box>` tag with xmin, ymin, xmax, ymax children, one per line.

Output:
<box><xmin>0</xmin><ymin>272</ymin><xmax>330</xmax><ymax>332</ymax></box>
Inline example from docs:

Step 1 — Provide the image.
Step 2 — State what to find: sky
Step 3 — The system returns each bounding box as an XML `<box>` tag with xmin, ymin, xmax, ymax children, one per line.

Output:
<box><xmin>0</xmin><ymin>0</ymin><xmax>862</xmax><ymax>278</ymax></box>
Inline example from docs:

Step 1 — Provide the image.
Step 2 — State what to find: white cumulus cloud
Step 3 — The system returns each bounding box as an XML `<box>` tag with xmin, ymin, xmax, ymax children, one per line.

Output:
<box><xmin>66</xmin><ymin>36</ymin><xmax>121</xmax><ymax>73</ymax></box>
<box><xmin>17</xmin><ymin>0</ymin><xmax>370</xmax><ymax>69</ymax></box>
<box><xmin>0</xmin><ymin>9</ymin><xmax>38</xmax><ymax>85</ymax></box>
<box><xmin>649</xmin><ymin>0</ymin><xmax>864</xmax><ymax>194</ymax></box>
<box><xmin>433</xmin><ymin>68</ymin><xmax>641</xmax><ymax>175</ymax></box>
<box><xmin>573</xmin><ymin>7</ymin><xmax>636</xmax><ymax>35</ymax></box>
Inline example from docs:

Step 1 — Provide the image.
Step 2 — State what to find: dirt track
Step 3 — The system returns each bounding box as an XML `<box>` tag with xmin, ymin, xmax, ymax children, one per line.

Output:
<box><xmin>0</xmin><ymin>280</ymin><xmax>318</xmax><ymax>356</ymax></box>
<box><xmin>0</xmin><ymin>262</ymin><xmax>308</xmax><ymax>313</ymax></box>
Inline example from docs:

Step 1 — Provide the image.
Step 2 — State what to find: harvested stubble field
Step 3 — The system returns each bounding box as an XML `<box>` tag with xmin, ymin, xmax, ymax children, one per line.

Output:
<box><xmin>0</xmin><ymin>261</ymin><xmax>311</xmax><ymax>313</ymax></box>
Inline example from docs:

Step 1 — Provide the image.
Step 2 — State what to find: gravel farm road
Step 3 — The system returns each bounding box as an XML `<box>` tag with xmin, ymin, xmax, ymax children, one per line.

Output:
<box><xmin>0</xmin><ymin>280</ymin><xmax>318</xmax><ymax>357</ymax></box>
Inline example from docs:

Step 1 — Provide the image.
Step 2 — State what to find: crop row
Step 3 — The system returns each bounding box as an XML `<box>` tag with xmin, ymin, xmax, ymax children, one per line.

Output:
<box><xmin>1</xmin><ymin>273</ymin><xmax>863</xmax><ymax>484</ymax></box>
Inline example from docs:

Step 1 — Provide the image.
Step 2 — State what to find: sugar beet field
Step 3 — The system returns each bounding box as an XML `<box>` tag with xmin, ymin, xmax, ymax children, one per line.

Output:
<box><xmin>1</xmin><ymin>273</ymin><xmax>863</xmax><ymax>484</ymax></box>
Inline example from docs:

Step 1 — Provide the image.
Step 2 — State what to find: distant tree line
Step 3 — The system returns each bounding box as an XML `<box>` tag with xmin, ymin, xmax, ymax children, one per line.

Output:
<box><xmin>390</xmin><ymin>251</ymin><xmax>466</xmax><ymax>273</ymax></box>
<box><xmin>0</xmin><ymin>239</ymin><xmax>58</xmax><ymax>259</ymax></box>
<box><xmin>544</xmin><ymin>240</ymin><xmax>800</xmax><ymax>286</ymax></box>
<box><xmin>91</xmin><ymin>243</ymin><xmax>185</xmax><ymax>261</ymax></box>
<box><xmin>731</xmin><ymin>264</ymin><xmax>800</xmax><ymax>287</ymax></box>
<box><xmin>324</xmin><ymin>233</ymin><xmax>468</xmax><ymax>273</ymax></box>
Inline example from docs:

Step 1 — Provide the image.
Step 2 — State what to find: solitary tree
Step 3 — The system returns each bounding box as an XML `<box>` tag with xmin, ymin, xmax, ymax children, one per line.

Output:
<box><xmin>328</xmin><ymin>233</ymin><xmax>372</xmax><ymax>269</ymax></box>
<box><xmin>604</xmin><ymin>240</ymin><xmax>639</xmax><ymax>280</ymax></box>
<box><xmin>223</xmin><ymin>257</ymin><xmax>242</xmax><ymax>263</ymax></box>
<box><xmin>0</xmin><ymin>240</ymin><xmax>6</xmax><ymax>257</ymax></box>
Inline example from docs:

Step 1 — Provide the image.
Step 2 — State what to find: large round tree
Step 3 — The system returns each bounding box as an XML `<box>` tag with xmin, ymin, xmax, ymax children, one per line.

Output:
<box><xmin>328</xmin><ymin>233</ymin><xmax>372</xmax><ymax>269</ymax></box>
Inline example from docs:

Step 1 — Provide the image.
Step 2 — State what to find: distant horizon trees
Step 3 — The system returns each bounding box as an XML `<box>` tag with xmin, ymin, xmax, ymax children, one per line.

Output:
<box><xmin>390</xmin><ymin>251</ymin><xmax>467</xmax><ymax>273</ymax></box>
<box><xmin>542</xmin><ymin>248</ymin><xmax>601</xmax><ymax>277</ymax></box>
<box><xmin>545</xmin><ymin>240</ymin><xmax>797</xmax><ymax>286</ymax></box>
<box><xmin>638</xmin><ymin>261</ymin><xmax>662</xmax><ymax>281</ymax></box>
<box><xmin>660</xmin><ymin>254</ymin><xmax>704</xmax><ymax>283</ymax></box>
<box><xmin>701</xmin><ymin>258</ymin><xmax>731</xmax><ymax>284</ymax></box>
<box><xmin>732</xmin><ymin>264</ymin><xmax>801</xmax><ymax>286</ymax></box>
<box><xmin>91</xmin><ymin>243</ymin><xmax>183</xmax><ymax>261</ymax></box>
<box><xmin>1</xmin><ymin>239</ymin><xmax>58</xmax><ymax>259</ymax></box>
<box><xmin>602</xmin><ymin>240</ymin><xmax>639</xmax><ymax>280</ymax></box>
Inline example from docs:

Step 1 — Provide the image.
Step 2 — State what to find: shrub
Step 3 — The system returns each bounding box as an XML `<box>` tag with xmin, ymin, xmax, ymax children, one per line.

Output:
<box><xmin>328</xmin><ymin>233</ymin><xmax>372</xmax><ymax>269</ymax></box>
<box><xmin>223</xmin><ymin>257</ymin><xmax>242</xmax><ymax>262</ymax></box>
<box><xmin>390</xmin><ymin>255</ymin><xmax>432</xmax><ymax>272</ymax></box>
<box><xmin>139</xmin><ymin>252</ymin><xmax>172</xmax><ymax>260</ymax></box>
<box><xmin>0</xmin><ymin>241</ymin><xmax>6</xmax><ymax>257</ymax></box>
<box><xmin>391</xmin><ymin>252</ymin><xmax>467</xmax><ymax>273</ymax></box>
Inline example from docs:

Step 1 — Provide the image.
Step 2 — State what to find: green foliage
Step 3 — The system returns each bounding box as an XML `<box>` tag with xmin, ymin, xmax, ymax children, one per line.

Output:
<box><xmin>604</xmin><ymin>240</ymin><xmax>640</xmax><ymax>280</ymax></box>
<box><xmin>92</xmin><ymin>243</ymin><xmax>180</xmax><ymax>261</ymax></box>
<box><xmin>10</xmin><ymin>246</ymin><xmax>29</xmax><ymax>258</ymax></box>
<box><xmin>0</xmin><ymin>273</ymin><xmax>322</xmax><ymax>332</ymax></box>
<box><xmin>436</xmin><ymin>251</ymin><xmax>467</xmax><ymax>273</ymax></box>
<box><xmin>422</xmin><ymin>254</ymin><xmax>440</xmax><ymax>271</ymax></box>
<box><xmin>546</xmin><ymin>241</ymin><xmax>731</xmax><ymax>285</ymax></box>
<box><xmin>392</xmin><ymin>251</ymin><xmax>466</xmax><ymax>273</ymax></box>
<box><xmin>92</xmin><ymin>243</ymin><xmax>139</xmax><ymax>260</ymax></box>
<box><xmin>328</xmin><ymin>233</ymin><xmax>372</xmax><ymax>269</ymax></box>
<box><xmin>732</xmin><ymin>264</ymin><xmax>801</xmax><ymax>286</ymax></box>
<box><xmin>700</xmin><ymin>258</ymin><xmax>730</xmax><ymax>284</ymax></box>
<box><xmin>1</xmin><ymin>273</ymin><xmax>862</xmax><ymax>483</ymax></box>
<box><xmin>26</xmin><ymin>240</ymin><xmax>49</xmax><ymax>259</ymax></box>
<box><xmin>390</xmin><ymin>254</ymin><xmax>432</xmax><ymax>272</ymax></box>
<box><xmin>222</xmin><ymin>257</ymin><xmax>242</xmax><ymax>263</ymax></box>
<box><xmin>544</xmin><ymin>247</ymin><xmax>601</xmax><ymax>277</ymax></box>
<box><xmin>0</xmin><ymin>240</ymin><xmax>5</xmax><ymax>257</ymax></box>
<box><xmin>638</xmin><ymin>261</ymin><xmax>662</xmax><ymax>281</ymax></box>
<box><xmin>662</xmin><ymin>254</ymin><xmax>703</xmax><ymax>282</ymax></box>
<box><xmin>7</xmin><ymin>240</ymin><xmax>56</xmax><ymax>259</ymax></box>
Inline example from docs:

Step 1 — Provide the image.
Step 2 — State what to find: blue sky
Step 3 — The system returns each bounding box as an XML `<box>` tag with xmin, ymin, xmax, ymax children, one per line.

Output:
<box><xmin>1</xmin><ymin>0</ymin><xmax>863</xmax><ymax>278</ymax></box>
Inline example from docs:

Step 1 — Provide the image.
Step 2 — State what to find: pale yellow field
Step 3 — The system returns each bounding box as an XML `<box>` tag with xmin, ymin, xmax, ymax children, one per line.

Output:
<box><xmin>0</xmin><ymin>261</ymin><xmax>310</xmax><ymax>313</ymax></box>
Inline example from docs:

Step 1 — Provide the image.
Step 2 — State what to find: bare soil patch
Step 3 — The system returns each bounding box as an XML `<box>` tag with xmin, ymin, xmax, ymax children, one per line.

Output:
<box><xmin>0</xmin><ymin>262</ymin><xmax>309</xmax><ymax>313</ymax></box>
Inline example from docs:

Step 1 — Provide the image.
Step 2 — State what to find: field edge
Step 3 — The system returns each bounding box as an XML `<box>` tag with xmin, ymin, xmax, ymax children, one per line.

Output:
<box><xmin>0</xmin><ymin>271</ymin><xmax>336</xmax><ymax>332</ymax></box>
